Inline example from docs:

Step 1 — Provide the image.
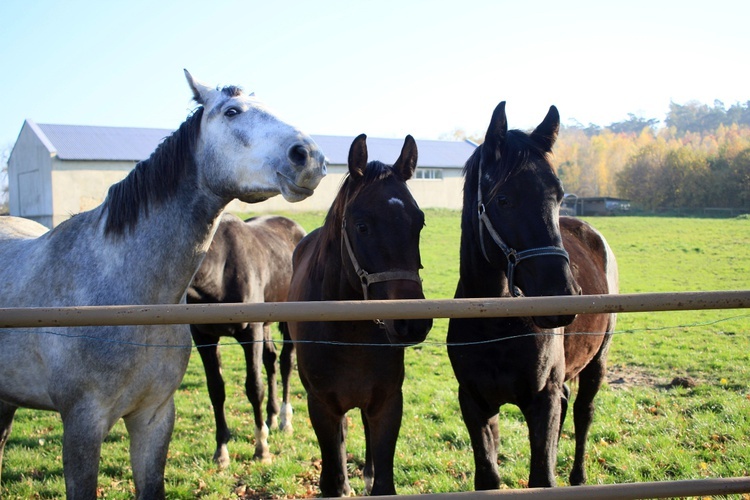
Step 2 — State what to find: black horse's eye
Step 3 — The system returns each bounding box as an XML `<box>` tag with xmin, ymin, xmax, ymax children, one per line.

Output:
<box><xmin>355</xmin><ymin>223</ymin><xmax>368</xmax><ymax>234</ymax></box>
<box><xmin>496</xmin><ymin>195</ymin><xmax>509</xmax><ymax>207</ymax></box>
<box><xmin>224</xmin><ymin>107</ymin><xmax>240</xmax><ymax>117</ymax></box>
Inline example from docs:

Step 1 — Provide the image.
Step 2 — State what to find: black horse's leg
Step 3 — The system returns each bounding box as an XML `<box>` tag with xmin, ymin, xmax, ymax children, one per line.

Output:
<box><xmin>363</xmin><ymin>390</ymin><xmax>403</xmax><ymax>495</ymax></box>
<box><xmin>308</xmin><ymin>395</ymin><xmax>350</xmax><ymax>497</ymax></box>
<box><xmin>559</xmin><ymin>383</ymin><xmax>571</xmax><ymax>441</ymax></box>
<box><xmin>361</xmin><ymin>411</ymin><xmax>374</xmax><ymax>494</ymax></box>
<box><xmin>569</xmin><ymin>354</ymin><xmax>607</xmax><ymax>485</ymax></box>
<box><xmin>521</xmin><ymin>383</ymin><xmax>562</xmax><ymax>488</ymax></box>
<box><xmin>191</xmin><ymin>327</ymin><xmax>231</xmax><ymax>468</ymax></box>
<box><xmin>262</xmin><ymin>323</ymin><xmax>280</xmax><ymax>430</ymax></box>
<box><xmin>0</xmin><ymin>401</ymin><xmax>18</xmax><ymax>486</ymax></box>
<box><xmin>238</xmin><ymin>323</ymin><xmax>271</xmax><ymax>462</ymax></box>
<box><xmin>458</xmin><ymin>386</ymin><xmax>501</xmax><ymax>490</ymax></box>
<box><xmin>278</xmin><ymin>322</ymin><xmax>295</xmax><ymax>433</ymax></box>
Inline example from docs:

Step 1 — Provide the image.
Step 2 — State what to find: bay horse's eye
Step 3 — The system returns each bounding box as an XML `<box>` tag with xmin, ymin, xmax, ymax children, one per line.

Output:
<box><xmin>496</xmin><ymin>195</ymin><xmax>509</xmax><ymax>207</ymax></box>
<box><xmin>355</xmin><ymin>223</ymin><xmax>368</xmax><ymax>234</ymax></box>
<box><xmin>224</xmin><ymin>107</ymin><xmax>241</xmax><ymax>117</ymax></box>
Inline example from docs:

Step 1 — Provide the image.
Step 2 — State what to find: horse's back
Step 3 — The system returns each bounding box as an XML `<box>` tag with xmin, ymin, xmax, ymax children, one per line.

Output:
<box><xmin>560</xmin><ymin>216</ymin><xmax>618</xmax><ymax>378</ymax></box>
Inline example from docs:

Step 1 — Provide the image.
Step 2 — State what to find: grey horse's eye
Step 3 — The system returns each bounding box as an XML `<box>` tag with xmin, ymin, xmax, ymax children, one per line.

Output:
<box><xmin>224</xmin><ymin>107</ymin><xmax>241</xmax><ymax>117</ymax></box>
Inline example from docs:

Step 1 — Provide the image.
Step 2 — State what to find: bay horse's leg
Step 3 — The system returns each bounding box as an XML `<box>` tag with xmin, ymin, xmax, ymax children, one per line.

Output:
<box><xmin>124</xmin><ymin>397</ymin><xmax>175</xmax><ymax>500</ymax></box>
<box><xmin>191</xmin><ymin>327</ymin><xmax>231</xmax><ymax>468</ymax></box>
<box><xmin>521</xmin><ymin>384</ymin><xmax>563</xmax><ymax>488</ymax></box>
<box><xmin>307</xmin><ymin>395</ymin><xmax>350</xmax><ymax>497</ymax></box>
<box><xmin>0</xmin><ymin>401</ymin><xmax>18</xmax><ymax>487</ymax></box>
<box><xmin>262</xmin><ymin>323</ymin><xmax>280</xmax><ymax>430</ymax></box>
<box><xmin>238</xmin><ymin>323</ymin><xmax>271</xmax><ymax>462</ymax></box>
<box><xmin>458</xmin><ymin>386</ymin><xmax>501</xmax><ymax>490</ymax></box>
<box><xmin>362</xmin><ymin>390</ymin><xmax>403</xmax><ymax>495</ymax></box>
<box><xmin>278</xmin><ymin>323</ymin><xmax>295</xmax><ymax>433</ymax></box>
<box><xmin>559</xmin><ymin>383</ymin><xmax>571</xmax><ymax>441</ymax></box>
<box><xmin>569</xmin><ymin>352</ymin><xmax>608</xmax><ymax>485</ymax></box>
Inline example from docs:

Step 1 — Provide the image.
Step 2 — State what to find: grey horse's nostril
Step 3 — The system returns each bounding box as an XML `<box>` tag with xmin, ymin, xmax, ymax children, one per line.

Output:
<box><xmin>288</xmin><ymin>143</ymin><xmax>309</xmax><ymax>166</ymax></box>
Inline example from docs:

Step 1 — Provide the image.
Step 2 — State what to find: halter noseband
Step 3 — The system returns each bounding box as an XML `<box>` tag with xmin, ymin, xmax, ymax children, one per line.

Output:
<box><xmin>476</xmin><ymin>164</ymin><xmax>570</xmax><ymax>297</ymax></box>
<box><xmin>342</xmin><ymin>218</ymin><xmax>423</xmax><ymax>302</ymax></box>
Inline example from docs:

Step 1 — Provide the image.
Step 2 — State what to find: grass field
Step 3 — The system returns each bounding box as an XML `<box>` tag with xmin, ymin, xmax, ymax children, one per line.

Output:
<box><xmin>2</xmin><ymin>212</ymin><xmax>749</xmax><ymax>498</ymax></box>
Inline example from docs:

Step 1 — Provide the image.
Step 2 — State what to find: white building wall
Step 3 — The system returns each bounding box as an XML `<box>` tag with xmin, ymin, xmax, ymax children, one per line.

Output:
<box><xmin>8</xmin><ymin>122</ymin><xmax>54</xmax><ymax>227</ymax></box>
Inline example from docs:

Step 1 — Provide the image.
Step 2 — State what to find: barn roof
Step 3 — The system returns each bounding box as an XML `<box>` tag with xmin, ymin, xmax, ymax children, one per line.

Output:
<box><xmin>26</xmin><ymin>120</ymin><xmax>476</xmax><ymax>168</ymax></box>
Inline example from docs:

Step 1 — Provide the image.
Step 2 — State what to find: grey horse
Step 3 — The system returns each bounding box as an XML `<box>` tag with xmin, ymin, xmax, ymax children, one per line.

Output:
<box><xmin>0</xmin><ymin>70</ymin><xmax>325</xmax><ymax>499</ymax></box>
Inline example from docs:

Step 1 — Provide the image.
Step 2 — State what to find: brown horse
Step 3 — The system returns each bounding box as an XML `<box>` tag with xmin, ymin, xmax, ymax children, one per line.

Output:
<box><xmin>287</xmin><ymin>134</ymin><xmax>433</xmax><ymax>496</ymax></box>
<box><xmin>187</xmin><ymin>213</ymin><xmax>304</xmax><ymax>467</ymax></box>
<box><xmin>447</xmin><ymin>102</ymin><xmax>619</xmax><ymax>489</ymax></box>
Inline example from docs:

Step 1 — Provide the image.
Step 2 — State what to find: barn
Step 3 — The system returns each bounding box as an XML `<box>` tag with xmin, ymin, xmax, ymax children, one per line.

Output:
<box><xmin>8</xmin><ymin>120</ymin><xmax>477</xmax><ymax>228</ymax></box>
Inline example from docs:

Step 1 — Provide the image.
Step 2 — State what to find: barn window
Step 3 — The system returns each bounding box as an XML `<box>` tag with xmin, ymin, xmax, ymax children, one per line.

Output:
<box><xmin>415</xmin><ymin>168</ymin><xmax>443</xmax><ymax>180</ymax></box>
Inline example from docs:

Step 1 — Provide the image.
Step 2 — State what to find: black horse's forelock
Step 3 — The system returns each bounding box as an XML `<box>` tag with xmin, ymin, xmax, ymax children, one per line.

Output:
<box><xmin>102</xmin><ymin>107</ymin><xmax>204</xmax><ymax>236</ymax></box>
<box><xmin>464</xmin><ymin>130</ymin><xmax>548</xmax><ymax>203</ymax></box>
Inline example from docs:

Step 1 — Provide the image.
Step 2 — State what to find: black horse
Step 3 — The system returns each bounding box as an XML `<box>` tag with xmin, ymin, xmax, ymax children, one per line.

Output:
<box><xmin>447</xmin><ymin>102</ymin><xmax>619</xmax><ymax>489</ymax></box>
<box><xmin>287</xmin><ymin>134</ymin><xmax>433</xmax><ymax>496</ymax></box>
<box><xmin>187</xmin><ymin>213</ymin><xmax>305</xmax><ymax>467</ymax></box>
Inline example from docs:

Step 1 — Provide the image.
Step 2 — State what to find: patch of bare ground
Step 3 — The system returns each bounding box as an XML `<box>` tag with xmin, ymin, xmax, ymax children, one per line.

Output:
<box><xmin>606</xmin><ymin>364</ymin><xmax>698</xmax><ymax>390</ymax></box>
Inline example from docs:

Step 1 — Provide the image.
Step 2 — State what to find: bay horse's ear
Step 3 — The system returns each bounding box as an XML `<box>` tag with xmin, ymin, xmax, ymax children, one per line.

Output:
<box><xmin>483</xmin><ymin>101</ymin><xmax>507</xmax><ymax>161</ymax></box>
<box><xmin>393</xmin><ymin>135</ymin><xmax>418</xmax><ymax>181</ymax></box>
<box><xmin>348</xmin><ymin>134</ymin><xmax>368</xmax><ymax>179</ymax></box>
<box><xmin>531</xmin><ymin>105</ymin><xmax>560</xmax><ymax>152</ymax></box>
<box><xmin>184</xmin><ymin>69</ymin><xmax>212</xmax><ymax>105</ymax></box>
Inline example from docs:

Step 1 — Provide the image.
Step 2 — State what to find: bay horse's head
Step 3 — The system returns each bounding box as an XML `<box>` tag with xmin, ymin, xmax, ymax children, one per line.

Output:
<box><xmin>469</xmin><ymin>101</ymin><xmax>580</xmax><ymax>328</ymax></box>
<box><xmin>185</xmin><ymin>70</ymin><xmax>326</xmax><ymax>204</ymax></box>
<box><xmin>329</xmin><ymin>134</ymin><xmax>432</xmax><ymax>345</ymax></box>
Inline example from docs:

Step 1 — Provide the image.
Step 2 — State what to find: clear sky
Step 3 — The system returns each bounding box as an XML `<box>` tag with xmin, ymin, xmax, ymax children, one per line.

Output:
<box><xmin>1</xmin><ymin>0</ymin><xmax>748</xmax><ymax>152</ymax></box>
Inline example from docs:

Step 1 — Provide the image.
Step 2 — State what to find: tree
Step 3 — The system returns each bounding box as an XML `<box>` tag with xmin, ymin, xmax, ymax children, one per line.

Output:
<box><xmin>608</xmin><ymin>113</ymin><xmax>659</xmax><ymax>134</ymax></box>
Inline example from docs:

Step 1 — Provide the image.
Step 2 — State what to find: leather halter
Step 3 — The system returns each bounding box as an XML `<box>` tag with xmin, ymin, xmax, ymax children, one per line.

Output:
<box><xmin>476</xmin><ymin>164</ymin><xmax>570</xmax><ymax>297</ymax></box>
<box><xmin>341</xmin><ymin>218</ymin><xmax>423</xmax><ymax>302</ymax></box>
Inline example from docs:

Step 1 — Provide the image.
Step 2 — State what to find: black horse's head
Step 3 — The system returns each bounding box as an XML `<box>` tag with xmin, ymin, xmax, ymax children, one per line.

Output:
<box><xmin>327</xmin><ymin>134</ymin><xmax>432</xmax><ymax>345</ymax></box>
<box><xmin>466</xmin><ymin>101</ymin><xmax>581</xmax><ymax>328</ymax></box>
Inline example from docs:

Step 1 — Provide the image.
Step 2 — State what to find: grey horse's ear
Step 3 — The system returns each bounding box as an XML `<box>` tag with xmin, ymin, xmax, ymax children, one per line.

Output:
<box><xmin>531</xmin><ymin>105</ymin><xmax>560</xmax><ymax>152</ymax></box>
<box><xmin>393</xmin><ymin>135</ymin><xmax>418</xmax><ymax>181</ymax></box>
<box><xmin>184</xmin><ymin>69</ymin><xmax>212</xmax><ymax>105</ymax></box>
<box><xmin>348</xmin><ymin>134</ymin><xmax>368</xmax><ymax>179</ymax></box>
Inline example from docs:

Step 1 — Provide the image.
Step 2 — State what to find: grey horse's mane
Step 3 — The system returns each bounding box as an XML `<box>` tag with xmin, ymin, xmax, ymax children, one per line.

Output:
<box><xmin>102</xmin><ymin>107</ymin><xmax>204</xmax><ymax>236</ymax></box>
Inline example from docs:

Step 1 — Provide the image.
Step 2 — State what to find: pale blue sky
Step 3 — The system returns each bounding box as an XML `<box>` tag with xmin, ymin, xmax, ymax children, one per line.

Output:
<box><xmin>1</xmin><ymin>0</ymin><xmax>748</xmax><ymax>151</ymax></box>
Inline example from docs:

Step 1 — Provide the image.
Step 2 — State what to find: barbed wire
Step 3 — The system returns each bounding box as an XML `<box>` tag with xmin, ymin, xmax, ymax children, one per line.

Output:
<box><xmin>5</xmin><ymin>313</ymin><xmax>748</xmax><ymax>350</ymax></box>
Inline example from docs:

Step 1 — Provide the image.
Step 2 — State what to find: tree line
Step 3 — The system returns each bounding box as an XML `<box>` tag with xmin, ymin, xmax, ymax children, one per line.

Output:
<box><xmin>554</xmin><ymin>101</ymin><xmax>750</xmax><ymax>211</ymax></box>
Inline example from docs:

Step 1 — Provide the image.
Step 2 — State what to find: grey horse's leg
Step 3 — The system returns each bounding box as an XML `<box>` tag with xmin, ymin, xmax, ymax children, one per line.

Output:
<box><xmin>124</xmin><ymin>397</ymin><xmax>175</xmax><ymax>500</ymax></box>
<box><xmin>60</xmin><ymin>404</ymin><xmax>111</xmax><ymax>500</ymax></box>
<box><xmin>191</xmin><ymin>327</ymin><xmax>231</xmax><ymax>468</ymax></box>
<box><xmin>278</xmin><ymin>323</ymin><xmax>295</xmax><ymax>433</ymax></box>
<box><xmin>458</xmin><ymin>386</ymin><xmax>501</xmax><ymax>491</ymax></box>
<box><xmin>262</xmin><ymin>324</ymin><xmax>280</xmax><ymax>430</ymax></box>
<box><xmin>238</xmin><ymin>323</ymin><xmax>271</xmax><ymax>462</ymax></box>
<box><xmin>0</xmin><ymin>401</ymin><xmax>18</xmax><ymax>487</ymax></box>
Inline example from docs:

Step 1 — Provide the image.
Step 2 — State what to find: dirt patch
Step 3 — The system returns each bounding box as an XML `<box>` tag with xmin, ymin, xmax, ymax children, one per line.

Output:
<box><xmin>606</xmin><ymin>364</ymin><xmax>665</xmax><ymax>390</ymax></box>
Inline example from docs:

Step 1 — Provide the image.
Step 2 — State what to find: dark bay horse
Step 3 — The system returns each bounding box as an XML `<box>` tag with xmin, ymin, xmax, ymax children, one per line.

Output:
<box><xmin>447</xmin><ymin>102</ymin><xmax>618</xmax><ymax>489</ymax></box>
<box><xmin>187</xmin><ymin>212</ymin><xmax>305</xmax><ymax>467</ymax></box>
<box><xmin>287</xmin><ymin>134</ymin><xmax>433</xmax><ymax>496</ymax></box>
<box><xmin>0</xmin><ymin>71</ymin><xmax>325</xmax><ymax>499</ymax></box>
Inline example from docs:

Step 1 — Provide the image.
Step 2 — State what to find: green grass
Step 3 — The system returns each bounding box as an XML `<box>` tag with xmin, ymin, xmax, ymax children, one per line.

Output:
<box><xmin>1</xmin><ymin>212</ymin><xmax>749</xmax><ymax>498</ymax></box>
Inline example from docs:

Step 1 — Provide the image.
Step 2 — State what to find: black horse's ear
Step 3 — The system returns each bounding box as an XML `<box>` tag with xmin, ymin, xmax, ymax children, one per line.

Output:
<box><xmin>531</xmin><ymin>105</ymin><xmax>560</xmax><ymax>152</ymax></box>
<box><xmin>483</xmin><ymin>101</ymin><xmax>507</xmax><ymax>161</ymax></box>
<box><xmin>348</xmin><ymin>134</ymin><xmax>368</xmax><ymax>178</ymax></box>
<box><xmin>393</xmin><ymin>135</ymin><xmax>418</xmax><ymax>181</ymax></box>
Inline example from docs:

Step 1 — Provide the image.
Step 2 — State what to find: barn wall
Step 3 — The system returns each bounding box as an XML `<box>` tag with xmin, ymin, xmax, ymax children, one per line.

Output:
<box><xmin>227</xmin><ymin>165</ymin><xmax>465</xmax><ymax>215</ymax></box>
<box><xmin>50</xmin><ymin>160</ymin><xmax>135</xmax><ymax>227</ymax></box>
<box><xmin>8</xmin><ymin>123</ymin><xmax>54</xmax><ymax>227</ymax></box>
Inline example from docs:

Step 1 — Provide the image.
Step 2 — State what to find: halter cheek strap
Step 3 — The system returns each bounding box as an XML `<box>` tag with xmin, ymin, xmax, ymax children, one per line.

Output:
<box><xmin>476</xmin><ymin>165</ymin><xmax>570</xmax><ymax>297</ymax></box>
<box><xmin>341</xmin><ymin>218</ymin><xmax>423</xmax><ymax>301</ymax></box>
